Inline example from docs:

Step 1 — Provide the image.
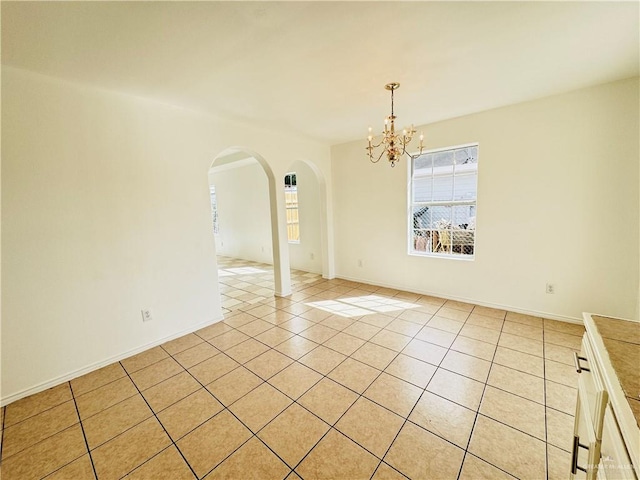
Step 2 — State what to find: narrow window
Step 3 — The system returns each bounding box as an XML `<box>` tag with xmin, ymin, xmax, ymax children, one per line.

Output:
<box><xmin>284</xmin><ymin>173</ymin><xmax>299</xmax><ymax>243</ymax></box>
<box><xmin>209</xmin><ymin>184</ymin><xmax>219</xmax><ymax>235</ymax></box>
<box><xmin>410</xmin><ymin>144</ymin><xmax>478</xmax><ymax>258</ymax></box>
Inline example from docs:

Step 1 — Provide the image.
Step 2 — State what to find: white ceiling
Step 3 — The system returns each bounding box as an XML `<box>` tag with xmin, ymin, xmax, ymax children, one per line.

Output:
<box><xmin>2</xmin><ymin>1</ymin><xmax>638</xmax><ymax>145</ymax></box>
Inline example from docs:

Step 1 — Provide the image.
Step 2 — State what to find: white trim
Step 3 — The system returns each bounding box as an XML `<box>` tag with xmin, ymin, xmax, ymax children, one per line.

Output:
<box><xmin>1</xmin><ymin>314</ymin><xmax>225</xmax><ymax>407</ymax></box>
<box><xmin>334</xmin><ymin>273</ymin><xmax>583</xmax><ymax>324</ymax></box>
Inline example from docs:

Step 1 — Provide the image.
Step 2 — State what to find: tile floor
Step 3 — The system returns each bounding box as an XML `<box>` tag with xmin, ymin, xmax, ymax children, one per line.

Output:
<box><xmin>0</xmin><ymin>257</ymin><xmax>586</xmax><ymax>479</ymax></box>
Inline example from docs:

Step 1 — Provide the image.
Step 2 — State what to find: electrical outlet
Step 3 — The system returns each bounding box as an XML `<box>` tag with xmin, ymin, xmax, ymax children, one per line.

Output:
<box><xmin>358</xmin><ymin>259</ymin><xmax>363</xmax><ymax>267</ymax></box>
<box><xmin>546</xmin><ymin>283</ymin><xmax>555</xmax><ymax>295</ymax></box>
<box><xmin>141</xmin><ymin>309</ymin><xmax>153</xmax><ymax>322</ymax></box>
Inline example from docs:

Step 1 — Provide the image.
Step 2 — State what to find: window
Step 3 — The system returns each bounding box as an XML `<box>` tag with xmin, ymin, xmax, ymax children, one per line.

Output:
<box><xmin>284</xmin><ymin>173</ymin><xmax>299</xmax><ymax>243</ymax></box>
<box><xmin>209</xmin><ymin>184</ymin><xmax>219</xmax><ymax>235</ymax></box>
<box><xmin>409</xmin><ymin>144</ymin><xmax>478</xmax><ymax>257</ymax></box>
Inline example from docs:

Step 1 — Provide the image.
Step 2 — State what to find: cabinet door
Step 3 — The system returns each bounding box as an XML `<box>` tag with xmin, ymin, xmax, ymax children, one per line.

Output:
<box><xmin>599</xmin><ymin>406</ymin><xmax>637</xmax><ymax>480</ymax></box>
<box><xmin>573</xmin><ymin>384</ymin><xmax>602</xmax><ymax>480</ymax></box>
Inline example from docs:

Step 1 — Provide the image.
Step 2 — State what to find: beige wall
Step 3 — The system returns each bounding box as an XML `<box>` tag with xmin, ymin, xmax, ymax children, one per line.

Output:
<box><xmin>332</xmin><ymin>77</ymin><xmax>640</xmax><ymax>322</ymax></box>
<box><xmin>1</xmin><ymin>67</ymin><xmax>332</xmax><ymax>403</ymax></box>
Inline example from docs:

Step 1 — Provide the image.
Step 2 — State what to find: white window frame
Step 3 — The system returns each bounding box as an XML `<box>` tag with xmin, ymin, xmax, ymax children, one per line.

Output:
<box><xmin>284</xmin><ymin>173</ymin><xmax>300</xmax><ymax>244</ymax></box>
<box><xmin>407</xmin><ymin>143</ymin><xmax>479</xmax><ymax>260</ymax></box>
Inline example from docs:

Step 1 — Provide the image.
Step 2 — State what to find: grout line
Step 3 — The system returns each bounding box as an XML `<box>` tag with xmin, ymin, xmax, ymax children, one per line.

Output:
<box><xmin>68</xmin><ymin>381</ymin><xmax>100</xmax><ymax>480</ymax></box>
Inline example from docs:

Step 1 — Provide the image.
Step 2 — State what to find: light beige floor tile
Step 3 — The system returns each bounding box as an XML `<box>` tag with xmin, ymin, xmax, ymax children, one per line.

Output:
<box><xmin>261</xmin><ymin>310</ymin><xmax>295</xmax><ymax>325</ymax></box>
<box><xmin>299</xmin><ymin>308</ymin><xmax>335</xmax><ymax>323</ymax></box>
<box><xmin>370</xmin><ymin>330</ymin><xmax>413</xmax><ymax>352</ymax></box>
<box><xmin>328</xmin><ymin>358</ymin><xmax>381</xmax><ymax>394</ymax></box>
<box><xmin>275</xmin><ymin>335</ymin><xmax>319</xmax><ymax>359</ymax></box>
<box><xmin>416</xmin><ymin>295</ymin><xmax>446</xmax><ymax>307</ymax></box>
<box><xmin>371</xmin><ymin>462</ymin><xmax>408</xmax><ymax>479</ymax></box>
<box><xmin>468</xmin><ymin>415</ymin><xmax>546</xmax><ymax>480</ymax></box>
<box><xmin>208</xmin><ymin>330</ymin><xmax>251</xmax><ymax>351</ymax></box>
<box><xmin>336</xmin><ymin>397</ymin><xmax>404</xmax><ymax>458</ymax></box>
<box><xmin>258</xmin><ymin>403</ymin><xmax>329</xmax><ymax>468</ymax></box>
<box><xmin>471</xmin><ymin>305</ymin><xmax>506</xmax><ymax>320</ymax></box>
<box><xmin>125</xmin><ymin>446</ymin><xmax>195</xmax><ymax>479</ymax></box>
<box><xmin>224</xmin><ymin>312</ymin><xmax>259</xmax><ymax>328</ymax></box>
<box><xmin>397</xmin><ymin>309</ymin><xmax>434</xmax><ymax>325</ymax></box>
<box><xmin>544</xmin><ymin>319</ymin><xmax>585</xmax><ymax>337</ymax></box>
<box><xmin>188</xmin><ymin>354</ymin><xmax>240</xmax><ymax>385</ymax></box>
<box><xmin>414</xmin><ymin>326</ymin><xmax>457</xmax><ymax>348</ymax></box>
<box><xmin>5</xmin><ymin>383</ymin><xmax>73</xmax><ymax>427</ymax></box>
<box><xmin>359</xmin><ymin>313</ymin><xmax>394</xmax><ymax>329</ymax></box>
<box><xmin>142</xmin><ymin>371</ymin><xmax>201</xmax><ymax>413</ymax></box>
<box><xmin>546</xmin><ymin>407</ymin><xmax>574</xmax><ymax>452</ymax></box>
<box><xmin>545</xmin><ymin>359</ymin><xmax>579</xmax><ymax>388</ymax></box>
<box><xmin>493</xmin><ymin>346</ymin><xmax>544</xmax><ymax>378</ymax></box>
<box><xmin>401</xmin><ymin>338</ymin><xmax>447</xmax><ymax>366</ymax></box>
<box><xmin>460</xmin><ymin>324</ymin><xmax>501</xmax><ymax>344</ymax></box>
<box><xmin>547</xmin><ymin>444</ymin><xmax>572</xmax><ymax>480</ymax></box>
<box><xmin>544</xmin><ymin>343</ymin><xmax>577</xmax><ymax>366</ymax></box>
<box><xmin>2</xmin><ymin>425</ymin><xmax>87</xmax><ymax>480</ymax></box>
<box><xmin>282</xmin><ymin>302</ymin><xmax>314</xmax><ymax>316</ymax></box>
<box><xmin>488</xmin><ymin>363</ymin><xmax>545</xmax><ymax>404</ymax></box>
<box><xmin>205</xmin><ymin>366</ymin><xmax>263</xmax><ymax>406</ymax></box>
<box><xmin>70</xmin><ymin>365</ymin><xmax>127</xmax><ymax>400</ymax></box>
<box><xmin>157</xmin><ymin>389</ymin><xmax>224</xmax><ymax>441</ymax></box>
<box><xmin>204</xmin><ymin>437</ymin><xmax>290</xmax><ymax>479</ymax></box>
<box><xmin>177</xmin><ymin>410</ymin><xmax>252</xmax><ymax>478</ymax></box>
<box><xmin>502</xmin><ymin>321</ymin><xmax>543</xmax><ymax>341</ymax></box>
<box><xmin>479</xmin><ymin>386</ymin><xmax>546</xmax><ymax>440</ymax></box>
<box><xmin>352</xmin><ymin>342</ymin><xmax>398</xmax><ymax>370</ymax></box>
<box><xmin>236</xmin><ymin>319</ymin><xmax>275</xmax><ymax>336</ymax></box>
<box><xmin>162</xmin><ymin>334</ymin><xmax>203</xmax><ymax>356</ymax></box>
<box><xmin>498</xmin><ymin>332</ymin><xmax>544</xmax><ymax>357</ymax></box>
<box><xmin>269</xmin><ymin>362</ymin><xmax>323</xmax><ymax>399</ymax></box>
<box><xmin>385</xmin><ymin>421</ymin><xmax>464</xmax><ymax>480</ymax></box>
<box><xmin>466</xmin><ymin>313</ymin><xmax>504</xmax><ymax>331</ymax></box>
<box><xmin>245</xmin><ymin>349</ymin><xmax>294</xmax><ymax>379</ymax></box>
<box><xmin>173</xmin><ymin>343</ymin><xmax>219</xmax><ymax>369</ymax></box>
<box><xmin>255</xmin><ymin>326</ymin><xmax>295</xmax><ymax>347</ymax></box>
<box><xmin>427</xmin><ymin>315</ymin><xmax>465</xmax><ymax>334</ymax></box>
<box><xmin>246</xmin><ymin>304</ymin><xmax>277</xmax><ymax>318</ymax></box>
<box><xmin>546</xmin><ymin>380</ymin><xmax>577</xmax><ymax>415</ymax></box>
<box><xmin>224</xmin><ymin>338</ymin><xmax>269</xmax><ymax>364</ymax></box>
<box><xmin>280</xmin><ymin>317</ymin><xmax>316</xmax><ymax>334</ymax></box>
<box><xmin>299</xmin><ymin>345</ymin><xmax>346</xmax><ymax>375</ymax></box>
<box><xmin>130</xmin><ymin>357</ymin><xmax>184</xmax><ymax>391</ymax></box>
<box><xmin>342</xmin><ymin>321</ymin><xmax>382</xmax><ymax>340</ymax></box>
<box><xmin>298</xmin><ymin>378</ymin><xmax>359</xmax><ymax>425</ymax></box>
<box><xmin>409</xmin><ymin>391</ymin><xmax>476</xmax><ymax>448</ymax></box>
<box><xmin>364</xmin><ymin>372</ymin><xmax>422</xmax><ymax>418</ymax></box>
<box><xmin>440</xmin><ymin>350</ymin><xmax>491</xmax><ymax>383</ymax></box>
<box><xmin>3</xmin><ymin>400</ymin><xmax>79</xmax><ymax>458</ymax></box>
<box><xmin>435</xmin><ymin>307</ymin><xmax>470</xmax><ymax>323</ymax></box>
<box><xmin>544</xmin><ymin>330</ymin><xmax>583</xmax><ymax>350</ymax></box>
<box><xmin>195</xmin><ymin>321</ymin><xmax>233</xmax><ymax>340</ymax></box>
<box><xmin>121</xmin><ymin>347</ymin><xmax>169</xmax><ymax>374</ymax></box>
<box><xmin>386</xmin><ymin>354</ymin><xmax>437</xmax><ymax>388</ymax></box>
<box><xmin>92</xmin><ymin>418</ymin><xmax>171</xmax><ymax>480</ymax></box>
<box><xmin>296</xmin><ymin>429</ymin><xmax>379</xmax><ymax>480</ymax></box>
<box><xmin>299</xmin><ymin>324</ymin><xmax>340</xmax><ymax>343</ymax></box>
<box><xmin>451</xmin><ymin>336</ymin><xmax>496</xmax><ymax>361</ymax></box>
<box><xmin>229</xmin><ymin>382</ymin><xmax>292</xmax><ymax>433</ymax></box>
<box><xmin>426</xmin><ymin>368</ymin><xmax>484</xmax><ymax>410</ymax></box>
<box><xmin>459</xmin><ymin>454</ymin><xmax>515</xmax><ymax>479</ymax></box>
<box><xmin>385</xmin><ymin>319</ymin><xmax>422</xmax><ymax>337</ymax></box>
<box><xmin>323</xmin><ymin>332</ymin><xmax>367</xmax><ymax>356</ymax></box>
<box><xmin>83</xmin><ymin>394</ymin><xmax>152</xmax><ymax>449</ymax></box>
<box><xmin>505</xmin><ymin>312</ymin><xmax>543</xmax><ymax>328</ymax></box>
<box><xmin>75</xmin><ymin>376</ymin><xmax>138</xmax><ymax>419</ymax></box>
<box><xmin>45</xmin><ymin>454</ymin><xmax>96</xmax><ymax>480</ymax></box>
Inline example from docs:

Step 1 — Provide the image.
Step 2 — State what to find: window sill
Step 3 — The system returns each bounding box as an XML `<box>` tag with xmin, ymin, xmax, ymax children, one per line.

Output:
<box><xmin>408</xmin><ymin>251</ymin><xmax>475</xmax><ymax>261</ymax></box>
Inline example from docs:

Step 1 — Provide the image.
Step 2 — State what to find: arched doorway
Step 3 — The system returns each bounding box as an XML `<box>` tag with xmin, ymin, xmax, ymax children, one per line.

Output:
<box><xmin>209</xmin><ymin>147</ymin><xmax>292</xmax><ymax>301</ymax></box>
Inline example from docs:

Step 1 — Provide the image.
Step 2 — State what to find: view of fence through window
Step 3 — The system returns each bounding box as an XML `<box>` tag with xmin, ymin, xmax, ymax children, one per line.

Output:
<box><xmin>285</xmin><ymin>173</ymin><xmax>299</xmax><ymax>243</ymax></box>
<box><xmin>209</xmin><ymin>185</ymin><xmax>219</xmax><ymax>235</ymax></box>
<box><xmin>410</xmin><ymin>144</ymin><xmax>478</xmax><ymax>257</ymax></box>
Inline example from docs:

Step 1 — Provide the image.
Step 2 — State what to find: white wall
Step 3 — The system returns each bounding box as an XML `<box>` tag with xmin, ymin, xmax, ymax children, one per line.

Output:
<box><xmin>288</xmin><ymin>161</ymin><xmax>323</xmax><ymax>274</ymax></box>
<box><xmin>332</xmin><ymin>77</ymin><xmax>640</xmax><ymax>321</ymax></box>
<box><xmin>210</xmin><ymin>161</ymin><xmax>273</xmax><ymax>264</ymax></box>
<box><xmin>1</xmin><ymin>67</ymin><xmax>332</xmax><ymax>402</ymax></box>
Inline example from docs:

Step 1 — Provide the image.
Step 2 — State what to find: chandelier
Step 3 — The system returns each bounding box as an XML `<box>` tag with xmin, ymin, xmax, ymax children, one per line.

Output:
<box><xmin>366</xmin><ymin>82</ymin><xmax>424</xmax><ymax>167</ymax></box>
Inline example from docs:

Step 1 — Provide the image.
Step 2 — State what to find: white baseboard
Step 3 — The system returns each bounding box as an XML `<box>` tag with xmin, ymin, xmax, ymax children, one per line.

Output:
<box><xmin>335</xmin><ymin>273</ymin><xmax>583</xmax><ymax>325</ymax></box>
<box><xmin>1</xmin><ymin>315</ymin><xmax>225</xmax><ymax>407</ymax></box>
